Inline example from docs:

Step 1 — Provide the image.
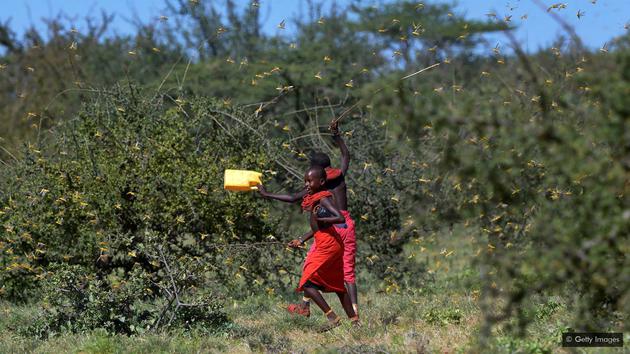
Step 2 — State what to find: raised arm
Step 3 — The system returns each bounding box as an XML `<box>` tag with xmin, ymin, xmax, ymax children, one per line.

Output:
<box><xmin>330</xmin><ymin>121</ymin><xmax>350</xmax><ymax>175</ymax></box>
<box><xmin>257</xmin><ymin>184</ymin><xmax>307</xmax><ymax>203</ymax></box>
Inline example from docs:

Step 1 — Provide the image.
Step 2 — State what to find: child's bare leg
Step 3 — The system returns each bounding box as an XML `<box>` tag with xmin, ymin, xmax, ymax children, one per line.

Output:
<box><xmin>336</xmin><ymin>291</ymin><xmax>356</xmax><ymax>318</ymax></box>
<box><xmin>303</xmin><ymin>287</ymin><xmax>336</xmax><ymax>319</ymax></box>
<box><xmin>306</xmin><ymin>286</ymin><xmax>343</xmax><ymax>332</ymax></box>
<box><xmin>345</xmin><ymin>282</ymin><xmax>358</xmax><ymax>315</ymax></box>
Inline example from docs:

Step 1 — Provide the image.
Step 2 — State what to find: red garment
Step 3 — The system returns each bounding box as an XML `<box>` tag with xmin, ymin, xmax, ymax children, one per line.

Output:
<box><xmin>337</xmin><ymin>210</ymin><xmax>356</xmax><ymax>283</ymax></box>
<box><xmin>301</xmin><ymin>190</ymin><xmax>332</xmax><ymax>212</ymax></box>
<box><xmin>306</xmin><ymin>210</ymin><xmax>357</xmax><ymax>283</ymax></box>
<box><xmin>325</xmin><ymin>167</ymin><xmax>342</xmax><ymax>180</ymax></box>
<box><xmin>297</xmin><ymin>227</ymin><xmax>345</xmax><ymax>293</ymax></box>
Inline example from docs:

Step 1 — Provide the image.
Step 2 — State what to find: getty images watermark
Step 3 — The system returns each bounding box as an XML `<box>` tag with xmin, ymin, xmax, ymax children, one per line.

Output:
<box><xmin>562</xmin><ymin>333</ymin><xmax>623</xmax><ymax>347</ymax></box>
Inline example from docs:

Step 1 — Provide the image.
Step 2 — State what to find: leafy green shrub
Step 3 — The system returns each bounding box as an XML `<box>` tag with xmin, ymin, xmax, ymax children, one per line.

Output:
<box><xmin>422</xmin><ymin>307</ymin><xmax>462</xmax><ymax>326</ymax></box>
<box><xmin>26</xmin><ymin>264</ymin><xmax>145</xmax><ymax>336</ymax></box>
<box><xmin>425</xmin><ymin>39</ymin><xmax>630</xmax><ymax>337</ymax></box>
<box><xmin>24</xmin><ymin>262</ymin><xmax>228</xmax><ymax>337</ymax></box>
<box><xmin>1</xmin><ymin>82</ymin><xmax>430</xmax><ymax>333</ymax></box>
<box><xmin>0</xmin><ymin>84</ymin><xmax>297</xmax><ymax>334</ymax></box>
<box><xmin>0</xmin><ymin>83</ymin><xmax>298</xmax><ymax>299</ymax></box>
<box><xmin>533</xmin><ymin>298</ymin><xmax>565</xmax><ymax>322</ymax></box>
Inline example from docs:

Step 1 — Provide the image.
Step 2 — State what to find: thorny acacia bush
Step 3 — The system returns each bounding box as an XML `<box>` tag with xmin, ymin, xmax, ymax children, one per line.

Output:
<box><xmin>0</xmin><ymin>85</ymin><xmax>290</xmax><ymax>334</ymax></box>
<box><xmin>23</xmin><ymin>263</ymin><xmax>227</xmax><ymax>337</ymax></box>
<box><xmin>0</xmin><ymin>84</ymin><xmax>429</xmax><ymax>333</ymax></box>
<box><xmin>429</xmin><ymin>43</ymin><xmax>629</xmax><ymax>337</ymax></box>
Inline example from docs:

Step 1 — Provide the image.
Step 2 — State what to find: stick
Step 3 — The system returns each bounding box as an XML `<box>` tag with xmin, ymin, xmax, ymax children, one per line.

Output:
<box><xmin>399</xmin><ymin>62</ymin><xmax>441</xmax><ymax>80</ymax></box>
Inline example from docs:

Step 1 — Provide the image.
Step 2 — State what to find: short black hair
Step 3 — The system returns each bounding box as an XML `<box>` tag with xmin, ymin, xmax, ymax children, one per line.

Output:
<box><xmin>309</xmin><ymin>151</ymin><xmax>331</xmax><ymax>168</ymax></box>
<box><xmin>307</xmin><ymin>165</ymin><xmax>327</xmax><ymax>180</ymax></box>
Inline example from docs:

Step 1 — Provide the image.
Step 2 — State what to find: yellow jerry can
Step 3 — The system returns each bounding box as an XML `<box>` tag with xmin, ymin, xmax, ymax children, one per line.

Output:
<box><xmin>224</xmin><ymin>169</ymin><xmax>263</xmax><ymax>191</ymax></box>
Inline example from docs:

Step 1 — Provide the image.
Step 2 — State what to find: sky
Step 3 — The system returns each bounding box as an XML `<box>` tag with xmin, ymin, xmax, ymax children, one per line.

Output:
<box><xmin>1</xmin><ymin>0</ymin><xmax>629</xmax><ymax>52</ymax></box>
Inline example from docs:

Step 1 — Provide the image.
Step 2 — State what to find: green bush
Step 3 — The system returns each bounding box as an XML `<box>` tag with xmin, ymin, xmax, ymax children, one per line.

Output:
<box><xmin>422</xmin><ymin>307</ymin><xmax>462</xmax><ymax>326</ymax></box>
<box><xmin>22</xmin><ymin>261</ymin><xmax>229</xmax><ymax>337</ymax></box>
<box><xmin>426</xmin><ymin>40</ymin><xmax>630</xmax><ymax>336</ymax></box>
<box><xmin>1</xmin><ymin>83</ymin><xmax>427</xmax><ymax>333</ymax></box>
<box><xmin>0</xmin><ymin>84</ymin><xmax>292</xmax><ymax>334</ymax></box>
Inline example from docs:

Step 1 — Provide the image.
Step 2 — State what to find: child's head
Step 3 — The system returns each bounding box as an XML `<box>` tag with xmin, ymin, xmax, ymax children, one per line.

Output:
<box><xmin>309</xmin><ymin>151</ymin><xmax>331</xmax><ymax>168</ymax></box>
<box><xmin>304</xmin><ymin>166</ymin><xmax>327</xmax><ymax>194</ymax></box>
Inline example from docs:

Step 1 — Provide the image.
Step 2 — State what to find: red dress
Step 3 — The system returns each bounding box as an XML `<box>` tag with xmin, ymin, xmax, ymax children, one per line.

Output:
<box><xmin>297</xmin><ymin>226</ymin><xmax>345</xmax><ymax>292</ymax></box>
<box><xmin>297</xmin><ymin>191</ymin><xmax>346</xmax><ymax>293</ymax></box>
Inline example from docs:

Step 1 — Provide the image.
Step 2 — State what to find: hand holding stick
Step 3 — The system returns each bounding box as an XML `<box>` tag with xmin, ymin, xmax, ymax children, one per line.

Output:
<box><xmin>287</xmin><ymin>239</ymin><xmax>303</xmax><ymax>249</ymax></box>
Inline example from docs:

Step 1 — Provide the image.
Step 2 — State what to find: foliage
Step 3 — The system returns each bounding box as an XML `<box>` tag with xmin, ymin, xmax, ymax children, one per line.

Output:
<box><xmin>0</xmin><ymin>84</ymin><xmax>293</xmax><ymax>333</ymax></box>
<box><xmin>427</xmin><ymin>34</ymin><xmax>630</xmax><ymax>337</ymax></box>
<box><xmin>0</xmin><ymin>14</ymin><xmax>180</xmax><ymax>154</ymax></box>
<box><xmin>422</xmin><ymin>307</ymin><xmax>462</xmax><ymax>326</ymax></box>
<box><xmin>0</xmin><ymin>81</ymin><xmax>426</xmax><ymax>333</ymax></box>
<box><xmin>352</xmin><ymin>0</ymin><xmax>507</xmax><ymax>66</ymax></box>
<box><xmin>0</xmin><ymin>0</ymin><xmax>628</xmax><ymax>342</ymax></box>
<box><xmin>31</xmin><ymin>263</ymin><xmax>153</xmax><ymax>335</ymax></box>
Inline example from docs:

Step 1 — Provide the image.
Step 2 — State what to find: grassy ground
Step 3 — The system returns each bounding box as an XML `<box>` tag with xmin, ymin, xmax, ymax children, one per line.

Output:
<box><xmin>1</xmin><ymin>226</ymin><xmax>625</xmax><ymax>353</ymax></box>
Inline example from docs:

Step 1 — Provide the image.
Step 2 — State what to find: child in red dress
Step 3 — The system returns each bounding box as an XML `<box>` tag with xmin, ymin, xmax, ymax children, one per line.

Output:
<box><xmin>288</xmin><ymin>166</ymin><xmax>357</xmax><ymax>331</ymax></box>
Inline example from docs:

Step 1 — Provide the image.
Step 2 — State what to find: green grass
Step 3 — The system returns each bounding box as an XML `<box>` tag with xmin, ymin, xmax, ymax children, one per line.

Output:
<box><xmin>1</xmin><ymin>225</ymin><xmax>625</xmax><ymax>353</ymax></box>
